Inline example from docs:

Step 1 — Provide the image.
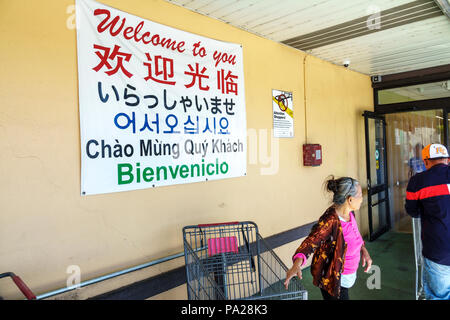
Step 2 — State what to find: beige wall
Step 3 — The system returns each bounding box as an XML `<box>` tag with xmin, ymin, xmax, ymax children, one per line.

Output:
<box><xmin>0</xmin><ymin>0</ymin><xmax>372</xmax><ymax>299</ymax></box>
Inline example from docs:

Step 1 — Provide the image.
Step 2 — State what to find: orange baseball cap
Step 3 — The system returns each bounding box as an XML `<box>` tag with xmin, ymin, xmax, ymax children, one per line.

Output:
<box><xmin>422</xmin><ymin>143</ymin><xmax>449</xmax><ymax>160</ymax></box>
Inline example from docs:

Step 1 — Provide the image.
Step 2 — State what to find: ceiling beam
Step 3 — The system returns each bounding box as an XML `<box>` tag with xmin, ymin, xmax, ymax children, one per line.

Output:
<box><xmin>282</xmin><ymin>0</ymin><xmax>442</xmax><ymax>51</ymax></box>
<box><xmin>372</xmin><ymin>64</ymin><xmax>450</xmax><ymax>89</ymax></box>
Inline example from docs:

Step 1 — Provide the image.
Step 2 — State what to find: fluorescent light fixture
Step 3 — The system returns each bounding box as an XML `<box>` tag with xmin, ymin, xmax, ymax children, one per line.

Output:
<box><xmin>435</xmin><ymin>116</ymin><xmax>450</xmax><ymax>121</ymax></box>
<box><xmin>434</xmin><ymin>0</ymin><xmax>450</xmax><ymax>19</ymax></box>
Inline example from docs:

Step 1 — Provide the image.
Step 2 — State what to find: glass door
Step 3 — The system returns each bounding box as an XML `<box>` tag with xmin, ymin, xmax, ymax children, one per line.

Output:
<box><xmin>364</xmin><ymin>111</ymin><xmax>391</xmax><ymax>241</ymax></box>
<box><xmin>385</xmin><ymin>110</ymin><xmax>445</xmax><ymax>233</ymax></box>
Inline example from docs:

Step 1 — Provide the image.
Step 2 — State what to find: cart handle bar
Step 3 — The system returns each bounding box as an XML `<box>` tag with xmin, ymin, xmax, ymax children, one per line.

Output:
<box><xmin>197</xmin><ymin>221</ymin><xmax>239</xmax><ymax>227</ymax></box>
<box><xmin>0</xmin><ymin>272</ymin><xmax>36</xmax><ymax>300</ymax></box>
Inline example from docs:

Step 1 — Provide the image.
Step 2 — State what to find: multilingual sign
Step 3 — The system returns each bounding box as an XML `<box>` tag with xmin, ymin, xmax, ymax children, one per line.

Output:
<box><xmin>76</xmin><ymin>0</ymin><xmax>247</xmax><ymax>195</ymax></box>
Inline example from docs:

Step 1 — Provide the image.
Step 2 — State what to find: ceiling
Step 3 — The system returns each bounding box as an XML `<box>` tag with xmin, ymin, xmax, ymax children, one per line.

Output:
<box><xmin>165</xmin><ymin>0</ymin><xmax>450</xmax><ymax>76</ymax></box>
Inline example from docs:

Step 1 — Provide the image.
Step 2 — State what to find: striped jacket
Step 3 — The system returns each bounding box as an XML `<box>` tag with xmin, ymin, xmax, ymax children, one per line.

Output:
<box><xmin>405</xmin><ymin>163</ymin><xmax>450</xmax><ymax>266</ymax></box>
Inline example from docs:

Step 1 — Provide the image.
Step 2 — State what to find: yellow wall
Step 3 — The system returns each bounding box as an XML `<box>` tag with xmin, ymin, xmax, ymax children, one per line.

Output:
<box><xmin>0</xmin><ymin>0</ymin><xmax>372</xmax><ymax>299</ymax></box>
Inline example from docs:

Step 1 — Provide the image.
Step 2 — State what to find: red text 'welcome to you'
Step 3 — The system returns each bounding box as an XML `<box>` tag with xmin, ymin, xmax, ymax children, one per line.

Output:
<box><xmin>94</xmin><ymin>8</ymin><xmax>238</xmax><ymax>68</ymax></box>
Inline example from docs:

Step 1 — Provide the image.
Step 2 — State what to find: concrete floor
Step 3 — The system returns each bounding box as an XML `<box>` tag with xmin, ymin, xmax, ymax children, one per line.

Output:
<box><xmin>300</xmin><ymin>230</ymin><xmax>416</xmax><ymax>300</ymax></box>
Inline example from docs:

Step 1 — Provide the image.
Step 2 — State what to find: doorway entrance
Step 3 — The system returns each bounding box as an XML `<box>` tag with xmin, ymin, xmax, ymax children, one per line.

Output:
<box><xmin>364</xmin><ymin>108</ymin><xmax>448</xmax><ymax>240</ymax></box>
<box><xmin>364</xmin><ymin>69</ymin><xmax>450</xmax><ymax>241</ymax></box>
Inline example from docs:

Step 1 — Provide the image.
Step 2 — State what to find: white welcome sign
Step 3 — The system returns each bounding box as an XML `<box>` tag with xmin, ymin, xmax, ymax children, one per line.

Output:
<box><xmin>76</xmin><ymin>0</ymin><xmax>247</xmax><ymax>195</ymax></box>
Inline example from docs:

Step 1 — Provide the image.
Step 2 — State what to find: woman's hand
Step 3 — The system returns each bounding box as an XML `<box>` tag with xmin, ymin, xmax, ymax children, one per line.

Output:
<box><xmin>284</xmin><ymin>258</ymin><xmax>303</xmax><ymax>290</ymax></box>
<box><xmin>361</xmin><ymin>246</ymin><xmax>372</xmax><ymax>272</ymax></box>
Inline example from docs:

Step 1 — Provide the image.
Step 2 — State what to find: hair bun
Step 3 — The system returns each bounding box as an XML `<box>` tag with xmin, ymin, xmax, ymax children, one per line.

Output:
<box><xmin>330</xmin><ymin>180</ymin><xmax>338</xmax><ymax>193</ymax></box>
<box><xmin>325</xmin><ymin>175</ymin><xmax>338</xmax><ymax>193</ymax></box>
<box><xmin>324</xmin><ymin>176</ymin><xmax>359</xmax><ymax>205</ymax></box>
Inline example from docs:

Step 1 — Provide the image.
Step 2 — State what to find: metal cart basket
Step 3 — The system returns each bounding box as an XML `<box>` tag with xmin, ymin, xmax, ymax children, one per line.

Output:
<box><xmin>412</xmin><ymin>217</ymin><xmax>425</xmax><ymax>300</ymax></box>
<box><xmin>182</xmin><ymin>221</ymin><xmax>307</xmax><ymax>300</ymax></box>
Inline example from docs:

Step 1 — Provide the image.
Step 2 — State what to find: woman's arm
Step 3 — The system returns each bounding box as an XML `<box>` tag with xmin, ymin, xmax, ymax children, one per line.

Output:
<box><xmin>284</xmin><ymin>256</ymin><xmax>304</xmax><ymax>289</ymax></box>
<box><xmin>284</xmin><ymin>216</ymin><xmax>334</xmax><ymax>290</ymax></box>
<box><xmin>361</xmin><ymin>245</ymin><xmax>372</xmax><ymax>272</ymax></box>
<box><xmin>292</xmin><ymin>216</ymin><xmax>334</xmax><ymax>261</ymax></box>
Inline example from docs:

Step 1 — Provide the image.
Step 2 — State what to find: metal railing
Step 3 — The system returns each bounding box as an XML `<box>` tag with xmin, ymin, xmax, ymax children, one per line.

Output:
<box><xmin>36</xmin><ymin>247</ymin><xmax>204</xmax><ymax>300</ymax></box>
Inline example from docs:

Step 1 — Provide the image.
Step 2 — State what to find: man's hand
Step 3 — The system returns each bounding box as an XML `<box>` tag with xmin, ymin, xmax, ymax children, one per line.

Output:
<box><xmin>284</xmin><ymin>258</ymin><xmax>303</xmax><ymax>290</ymax></box>
<box><xmin>361</xmin><ymin>246</ymin><xmax>372</xmax><ymax>272</ymax></box>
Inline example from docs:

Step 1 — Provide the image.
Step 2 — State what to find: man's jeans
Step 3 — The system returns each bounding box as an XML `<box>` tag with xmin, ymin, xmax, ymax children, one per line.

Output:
<box><xmin>423</xmin><ymin>257</ymin><xmax>450</xmax><ymax>300</ymax></box>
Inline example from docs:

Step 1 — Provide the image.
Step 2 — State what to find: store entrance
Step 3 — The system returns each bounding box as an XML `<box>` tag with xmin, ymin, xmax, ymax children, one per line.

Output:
<box><xmin>366</xmin><ymin>71</ymin><xmax>450</xmax><ymax>241</ymax></box>
<box><xmin>385</xmin><ymin>110</ymin><xmax>445</xmax><ymax>233</ymax></box>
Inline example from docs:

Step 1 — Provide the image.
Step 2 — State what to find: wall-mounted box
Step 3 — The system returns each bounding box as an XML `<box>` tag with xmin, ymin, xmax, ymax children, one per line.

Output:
<box><xmin>303</xmin><ymin>144</ymin><xmax>322</xmax><ymax>166</ymax></box>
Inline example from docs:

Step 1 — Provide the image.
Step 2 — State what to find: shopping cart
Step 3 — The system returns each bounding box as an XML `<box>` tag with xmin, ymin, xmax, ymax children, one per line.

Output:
<box><xmin>412</xmin><ymin>217</ymin><xmax>425</xmax><ymax>300</ymax></box>
<box><xmin>182</xmin><ymin>221</ymin><xmax>307</xmax><ymax>300</ymax></box>
<box><xmin>0</xmin><ymin>272</ymin><xmax>36</xmax><ymax>300</ymax></box>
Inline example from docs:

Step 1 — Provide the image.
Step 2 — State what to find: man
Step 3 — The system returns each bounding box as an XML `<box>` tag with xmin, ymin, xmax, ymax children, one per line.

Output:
<box><xmin>405</xmin><ymin>143</ymin><xmax>450</xmax><ymax>300</ymax></box>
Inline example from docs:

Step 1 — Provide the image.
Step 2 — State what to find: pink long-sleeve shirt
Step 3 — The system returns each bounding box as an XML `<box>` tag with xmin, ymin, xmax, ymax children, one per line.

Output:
<box><xmin>339</xmin><ymin>212</ymin><xmax>364</xmax><ymax>274</ymax></box>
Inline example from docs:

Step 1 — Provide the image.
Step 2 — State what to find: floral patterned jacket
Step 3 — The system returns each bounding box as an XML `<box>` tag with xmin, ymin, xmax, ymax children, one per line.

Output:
<box><xmin>293</xmin><ymin>206</ymin><xmax>349</xmax><ymax>297</ymax></box>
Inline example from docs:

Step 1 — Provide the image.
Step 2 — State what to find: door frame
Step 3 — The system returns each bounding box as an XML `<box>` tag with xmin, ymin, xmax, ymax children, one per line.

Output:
<box><xmin>364</xmin><ymin>111</ymin><xmax>391</xmax><ymax>241</ymax></box>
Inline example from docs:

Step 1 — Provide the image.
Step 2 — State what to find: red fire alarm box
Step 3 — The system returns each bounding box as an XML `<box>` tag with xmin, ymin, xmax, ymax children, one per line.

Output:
<box><xmin>303</xmin><ymin>144</ymin><xmax>322</xmax><ymax>166</ymax></box>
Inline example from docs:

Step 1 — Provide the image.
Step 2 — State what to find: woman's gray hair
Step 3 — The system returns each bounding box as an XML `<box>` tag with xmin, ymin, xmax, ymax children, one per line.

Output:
<box><xmin>325</xmin><ymin>175</ymin><xmax>359</xmax><ymax>205</ymax></box>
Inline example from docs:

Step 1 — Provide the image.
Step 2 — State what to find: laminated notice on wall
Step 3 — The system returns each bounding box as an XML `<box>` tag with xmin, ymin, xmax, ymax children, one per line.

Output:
<box><xmin>76</xmin><ymin>0</ymin><xmax>247</xmax><ymax>195</ymax></box>
<box><xmin>272</xmin><ymin>89</ymin><xmax>293</xmax><ymax>138</ymax></box>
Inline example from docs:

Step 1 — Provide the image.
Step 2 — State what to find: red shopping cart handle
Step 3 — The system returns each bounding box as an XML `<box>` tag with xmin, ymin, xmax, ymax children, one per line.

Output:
<box><xmin>0</xmin><ymin>272</ymin><xmax>36</xmax><ymax>300</ymax></box>
<box><xmin>198</xmin><ymin>221</ymin><xmax>239</xmax><ymax>227</ymax></box>
<box><xmin>12</xmin><ymin>275</ymin><xmax>36</xmax><ymax>300</ymax></box>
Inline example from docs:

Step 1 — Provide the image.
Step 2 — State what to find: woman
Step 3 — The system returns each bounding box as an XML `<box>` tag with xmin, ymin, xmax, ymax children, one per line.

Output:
<box><xmin>284</xmin><ymin>176</ymin><xmax>372</xmax><ymax>300</ymax></box>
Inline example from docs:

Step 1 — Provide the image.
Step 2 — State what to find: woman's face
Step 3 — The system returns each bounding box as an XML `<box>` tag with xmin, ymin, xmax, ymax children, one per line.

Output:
<box><xmin>349</xmin><ymin>185</ymin><xmax>363</xmax><ymax>210</ymax></box>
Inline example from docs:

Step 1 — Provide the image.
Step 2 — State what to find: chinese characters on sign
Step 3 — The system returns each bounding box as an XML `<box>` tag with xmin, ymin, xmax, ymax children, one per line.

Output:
<box><xmin>76</xmin><ymin>0</ymin><xmax>247</xmax><ymax>195</ymax></box>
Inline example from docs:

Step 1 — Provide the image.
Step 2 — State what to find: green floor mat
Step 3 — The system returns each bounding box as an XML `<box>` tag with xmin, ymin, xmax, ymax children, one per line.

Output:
<box><xmin>299</xmin><ymin>231</ymin><xmax>416</xmax><ymax>300</ymax></box>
